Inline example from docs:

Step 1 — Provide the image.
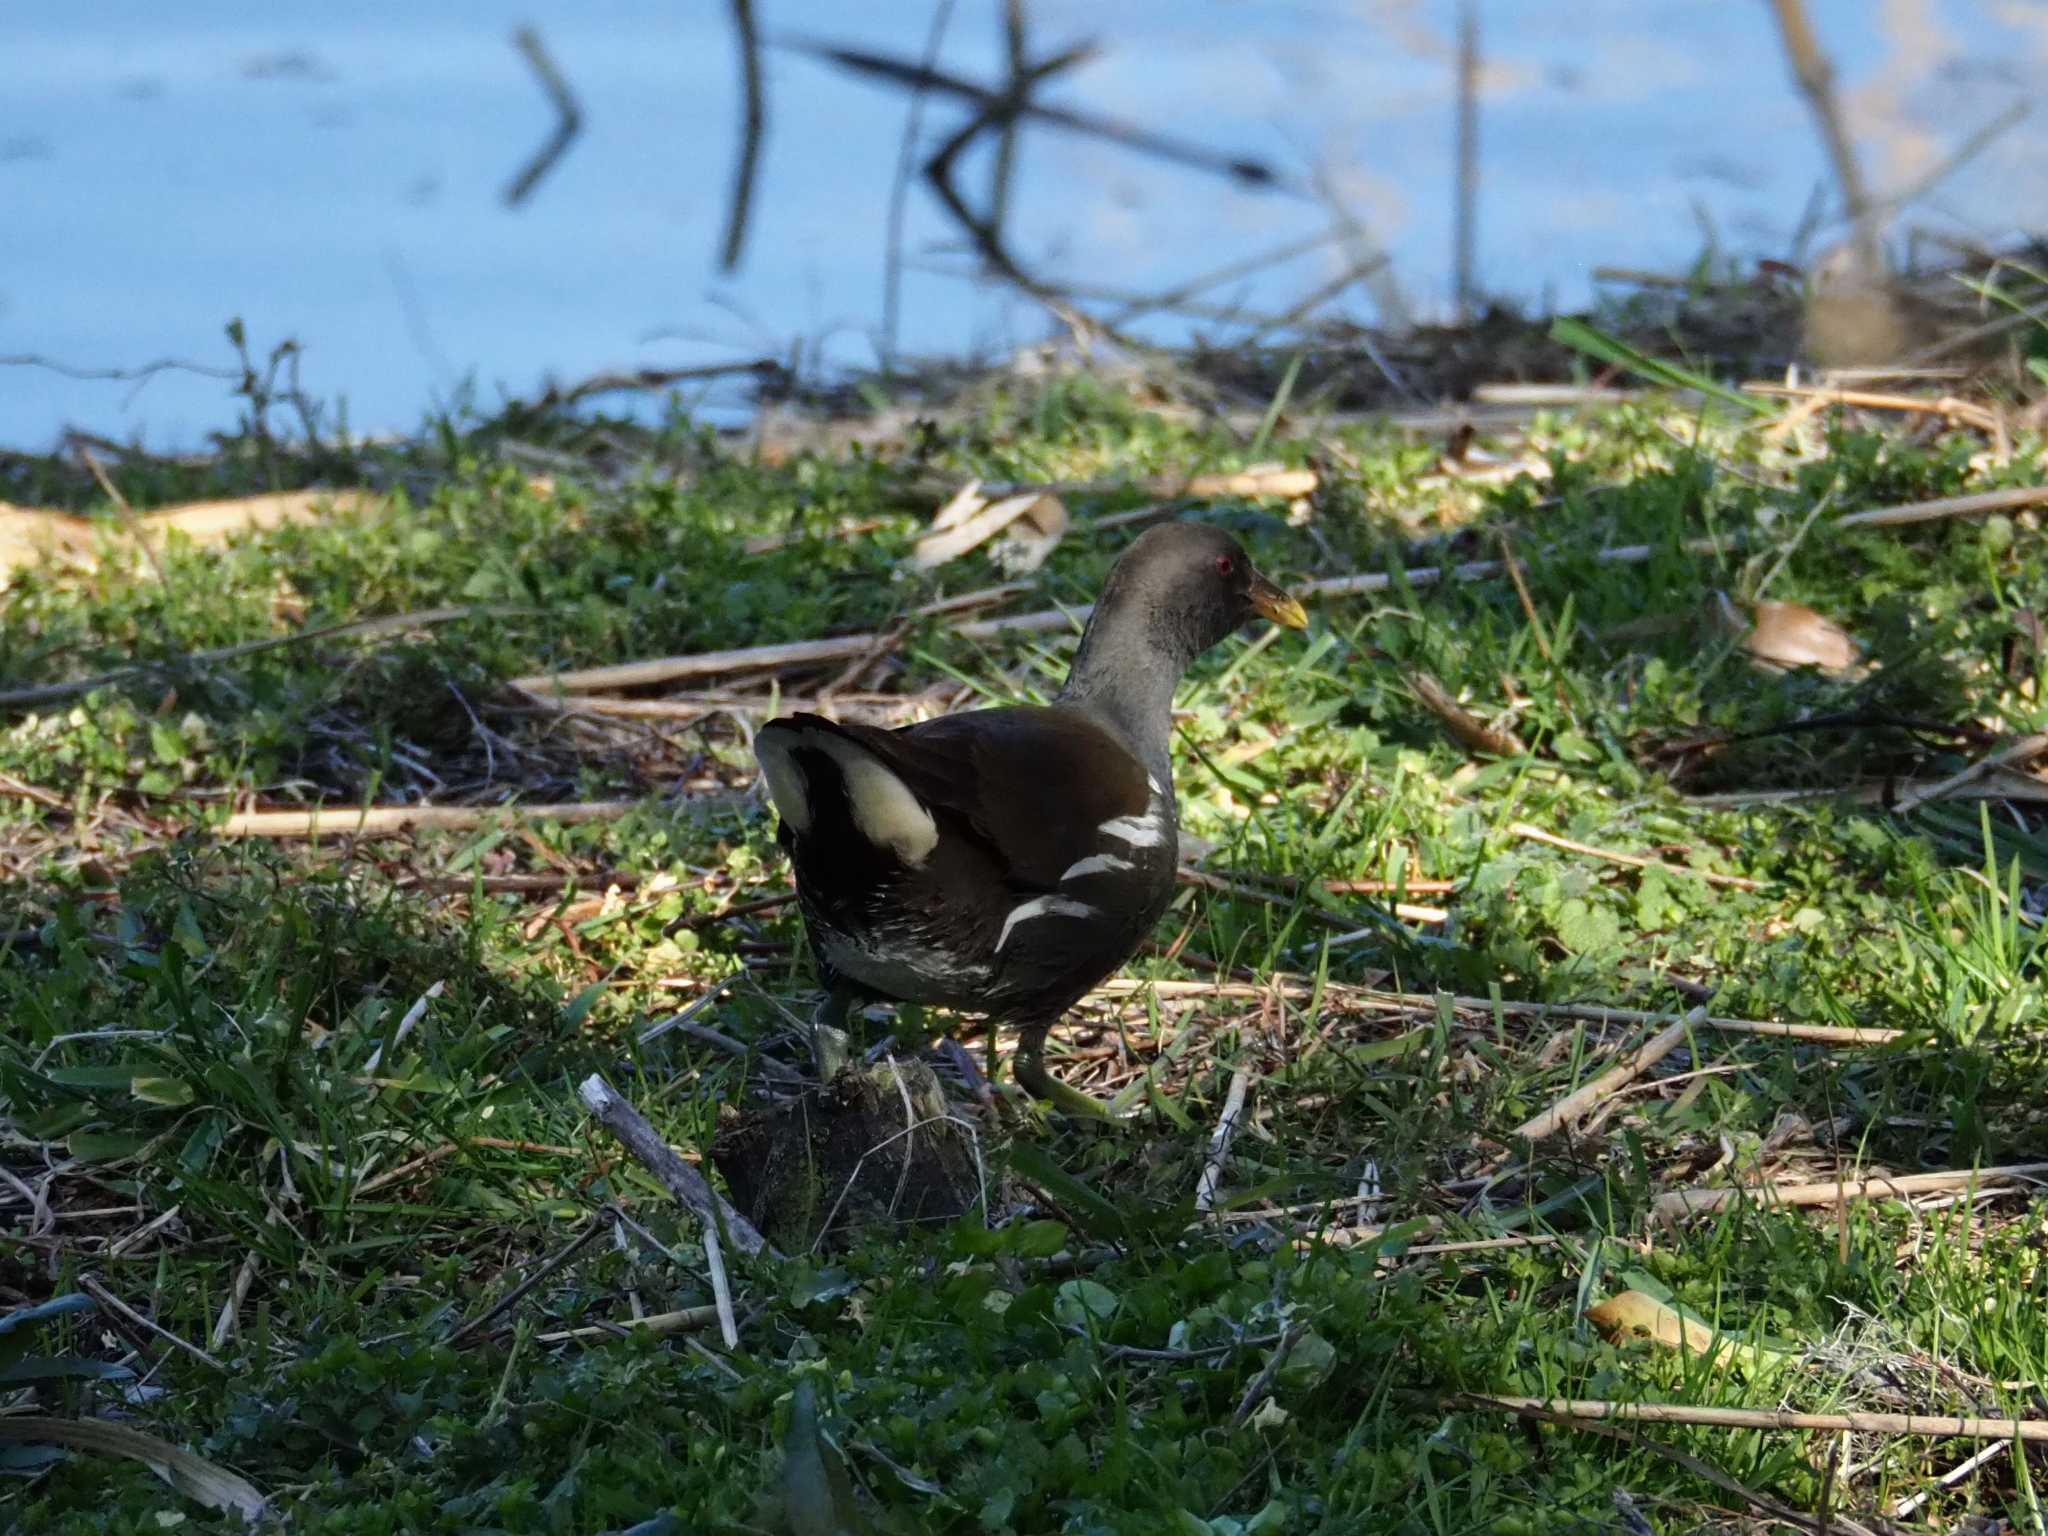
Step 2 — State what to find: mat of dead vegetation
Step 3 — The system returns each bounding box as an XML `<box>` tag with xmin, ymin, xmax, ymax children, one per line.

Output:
<box><xmin>2</xmin><ymin>359</ymin><xmax>2045</xmax><ymax>1533</ymax></box>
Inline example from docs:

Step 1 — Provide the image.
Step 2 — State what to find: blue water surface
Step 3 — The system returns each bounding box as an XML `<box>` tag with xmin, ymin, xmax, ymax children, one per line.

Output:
<box><xmin>3</xmin><ymin>0</ymin><xmax>2043</xmax><ymax>448</ymax></box>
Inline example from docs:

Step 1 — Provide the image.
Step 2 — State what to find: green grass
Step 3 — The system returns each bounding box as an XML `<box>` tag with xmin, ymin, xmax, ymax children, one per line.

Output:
<box><xmin>2</xmin><ymin>376</ymin><xmax>2047</xmax><ymax>1533</ymax></box>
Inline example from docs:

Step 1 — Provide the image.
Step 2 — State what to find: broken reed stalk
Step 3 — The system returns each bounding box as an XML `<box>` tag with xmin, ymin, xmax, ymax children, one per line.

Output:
<box><xmin>1836</xmin><ymin>484</ymin><xmax>2048</xmax><ymax>529</ymax></box>
<box><xmin>1764</xmin><ymin>0</ymin><xmax>1880</xmax><ymax>270</ymax></box>
<box><xmin>504</xmin><ymin>26</ymin><xmax>584</xmax><ymax>207</ymax></box>
<box><xmin>512</xmin><ymin>536</ymin><xmax>1724</xmax><ymax>698</ymax></box>
<box><xmin>1466</xmin><ymin>1392</ymin><xmax>2048</xmax><ymax>1445</ymax></box>
<box><xmin>1452</xmin><ymin>0</ymin><xmax>1479</xmax><ymax>325</ymax></box>
<box><xmin>1651</xmin><ymin>1162</ymin><xmax>2048</xmax><ymax>1223</ymax></box>
<box><xmin>880</xmin><ymin>0</ymin><xmax>959</xmax><ymax>368</ymax></box>
<box><xmin>1407</xmin><ymin>668</ymin><xmax>1524</xmax><ymax>757</ymax></box>
<box><xmin>718</xmin><ymin>0</ymin><xmax>765</xmax><ymax>270</ymax></box>
<box><xmin>701</xmin><ymin>1214</ymin><xmax>739</xmax><ymax>1349</ymax></box>
<box><xmin>220</xmin><ymin>801</ymin><xmax>639</xmax><ymax>839</ymax></box>
<box><xmin>575</xmin><ymin>1073</ymin><xmax>779</xmax><ymax>1261</ymax></box>
<box><xmin>26</xmin><ymin>478</ymin><xmax>2010</xmax><ymax>715</ymax></box>
<box><xmin>957</xmin><ymin>467</ymin><xmax>1320</xmax><ymax>502</ymax></box>
<box><xmin>1094</xmin><ymin>980</ymin><xmax>1903</xmax><ymax>1047</ymax></box>
<box><xmin>1690</xmin><ymin>773</ymin><xmax>2048</xmax><ymax>808</ymax></box>
<box><xmin>1510</xmin><ymin>1007</ymin><xmax>1705</xmax><ymax>1143</ymax></box>
<box><xmin>535</xmin><ymin>1306</ymin><xmax>722</xmax><ymax>1346</ymax></box>
<box><xmin>1178</xmin><ymin>866</ymin><xmax>1447</xmax><ymax>926</ymax></box>
<box><xmin>78</xmin><ymin>1272</ymin><xmax>227</xmax><ymax>1374</ymax></box>
<box><xmin>1193</xmin><ymin>1067</ymin><xmax>1251</xmax><ymax>1214</ymax></box>
<box><xmin>1890</xmin><ymin>730</ymin><xmax>2048</xmax><ymax>813</ymax></box>
<box><xmin>1742</xmin><ymin>381</ymin><xmax>2000</xmax><ymax>433</ymax></box>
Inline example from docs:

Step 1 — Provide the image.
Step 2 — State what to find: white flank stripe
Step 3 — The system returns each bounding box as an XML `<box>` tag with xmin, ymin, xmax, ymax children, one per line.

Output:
<box><xmin>994</xmin><ymin>895</ymin><xmax>1096</xmax><ymax>953</ymax></box>
<box><xmin>1146</xmin><ymin>773</ymin><xmax>1164</xmax><ymax>795</ymax></box>
<box><xmin>1098</xmin><ymin>814</ymin><xmax>1166</xmax><ymax>849</ymax></box>
<box><xmin>1060</xmin><ymin>852</ymin><xmax>1134</xmax><ymax>882</ymax></box>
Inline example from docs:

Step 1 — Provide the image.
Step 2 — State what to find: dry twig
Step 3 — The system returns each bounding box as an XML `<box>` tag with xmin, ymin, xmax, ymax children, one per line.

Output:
<box><xmin>1510</xmin><ymin>1008</ymin><xmax>1704</xmax><ymax>1143</ymax></box>
<box><xmin>444</xmin><ymin>1212</ymin><xmax>609</xmax><ymax>1346</ymax></box>
<box><xmin>78</xmin><ymin>1272</ymin><xmax>227</xmax><ymax>1374</ymax></box>
<box><xmin>220</xmin><ymin>800</ymin><xmax>637</xmax><ymax>839</ymax></box>
<box><xmin>576</xmin><ymin>1073</ymin><xmax>778</xmax><ymax>1260</ymax></box>
<box><xmin>1466</xmin><ymin>1392</ymin><xmax>2048</xmax><ymax>1445</ymax></box>
<box><xmin>1652</xmin><ymin>1162</ymin><xmax>2048</xmax><ymax>1223</ymax></box>
<box><xmin>1890</xmin><ymin>731</ymin><xmax>2048</xmax><ymax>813</ymax></box>
<box><xmin>1509</xmin><ymin>823</ymin><xmax>1765</xmax><ymax>891</ymax></box>
<box><xmin>1194</xmin><ymin>1068</ymin><xmax>1252</xmax><ymax>1215</ymax></box>
<box><xmin>1837</xmin><ymin>484</ymin><xmax>2048</xmax><ymax>529</ymax></box>
<box><xmin>1407</xmin><ymin>670</ymin><xmax>1525</xmax><ymax>758</ymax></box>
<box><xmin>1742</xmin><ymin>381</ymin><xmax>1999</xmax><ymax>433</ymax></box>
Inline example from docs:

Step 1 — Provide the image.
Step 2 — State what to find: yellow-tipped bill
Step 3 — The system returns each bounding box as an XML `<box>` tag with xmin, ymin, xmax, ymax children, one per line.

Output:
<box><xmin>1248</xmin><ymin>570</ymin><xmax>1309</xmax><ymax>629</ymax></box>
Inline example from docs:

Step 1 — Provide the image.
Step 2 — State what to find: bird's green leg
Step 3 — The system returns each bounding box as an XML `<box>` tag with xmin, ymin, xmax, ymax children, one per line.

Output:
<box><xmin>811</xmin><ymin>989</ymin><xmax>857</xmax><ymax>1081</ymax></box>
<box><xmin>893</xmin><ymin>1002</ymin><xmax>934</xmax><ymax>1058</ymax></box>
<box><xmin>1012</xmin><ymin>1019</ymin><xmax>1116</xmax><ymax>1121</ymax></box>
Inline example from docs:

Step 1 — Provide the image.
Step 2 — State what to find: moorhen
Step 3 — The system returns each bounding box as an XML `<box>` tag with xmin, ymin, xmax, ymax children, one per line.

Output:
<box><xmin>753</xmin><ymin>520</ymin><xmax>1308</xmax><ymax>1115</ymax></box>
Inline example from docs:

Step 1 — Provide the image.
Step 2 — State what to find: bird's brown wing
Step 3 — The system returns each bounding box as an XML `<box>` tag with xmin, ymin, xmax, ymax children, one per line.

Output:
<box><xmin>782</xmin><ymin>707</ymin><xmax>1153</xmax><ymax>890</ymax></box>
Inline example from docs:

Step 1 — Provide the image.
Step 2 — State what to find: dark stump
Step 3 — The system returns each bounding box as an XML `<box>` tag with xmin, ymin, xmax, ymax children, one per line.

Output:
<box><xmin>709</xmin><ymin>1055</ymin><xmax>983</xmax><ymax>1253</ymax></box>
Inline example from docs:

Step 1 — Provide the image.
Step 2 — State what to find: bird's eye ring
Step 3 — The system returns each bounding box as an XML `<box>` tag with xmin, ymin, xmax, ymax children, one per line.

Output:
<box><xmin>1214</xmin><ymin>554</ymin><xmax>1235</xmax><ymax>577</ymax></box>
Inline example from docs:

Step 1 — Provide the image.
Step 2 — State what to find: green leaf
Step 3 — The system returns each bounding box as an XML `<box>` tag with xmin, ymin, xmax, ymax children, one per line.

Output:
<box><xmin>171</xmin><ymin>902</ymin><xmax>208</xmax><ymax>958</ymax></box>
<box><xmin>1553</xmin><ymin>898</ymin><xmax>1623</xmax><ymax>955</ymax></box>
<box><xmin>1008</xmin><ymin>1220</ymin><xmax>1069</xmax><ymax>1258</ymax></box>
<box><xmin>131</xmin><ymin>1075</ymin><xmax>196</xmax><ymax>1107</ymax></box>
<box><xmin>1249</xmin><ymin>350</ymin><xmax>1304</xmax><ymax>458</ymax></box>
<box><xmin>47</xmin><ymin>1064</ymin><xmax>159</xmax><ymax>1091</ymax></box>
<box><xmin>1549</xmin><ymin>316</ymin><xmax>1774</xmax><ymax>416</ymax></box>
<box><xmin>1005</xmin><ymin>1143</ymin><xmax>1128</xmax><ymax>1244</ymax></box>
<box><xmin>68</xmin><ymin>1129</ymin><xmax>155</xmax><ymax>1162</ymax></box>
<box><xmin>179</xmin><ymin>1113</ymin><xmax>228</xmax><ymax>1175</ymax></box>
<box><xmin>562</xmin><ymin>981</ymin><xmax>608</xmax><ymax>1030</ymax></box>
<box><xmin>16</xmin><ymin>1101</ymin><xmax>94</xmax><ymax>1140</ymax></box>
<box><xmin>780</xmin><ymin>1377</ymin><xmax>866</xmax><ymax>1536</ymax></box>
<box><xmin>1053</xmin><ymin>1278</ymin><xmax>1120</xmax><ymax>1327</ymax></box>
<box><xmin>1275</xmin><ymin>1329</ymin><xmax>1337</xmax><ymax>1391</ymax></box>
<box><xmin>1345</xmin><ymin>1026</ymin><xmax>1429</xmax><ymax>1066</ymax></box>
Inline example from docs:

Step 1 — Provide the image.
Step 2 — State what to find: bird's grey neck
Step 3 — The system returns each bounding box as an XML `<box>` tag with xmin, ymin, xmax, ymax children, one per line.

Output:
<box><xmin>1057</xmin><ymin>622</ymin><xmax>1188</xmax><ymax>783</ymax></box>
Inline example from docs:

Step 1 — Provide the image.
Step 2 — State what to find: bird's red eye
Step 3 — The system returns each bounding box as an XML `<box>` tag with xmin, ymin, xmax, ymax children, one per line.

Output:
<box><xmin>1214</xmin><ymin>554</ymin><xmax>1235</xmax><ymax>577</ymax></box>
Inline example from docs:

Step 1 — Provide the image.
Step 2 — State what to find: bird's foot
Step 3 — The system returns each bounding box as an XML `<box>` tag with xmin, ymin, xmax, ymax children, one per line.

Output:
<box><xmin>892</xmin><ymin>1002</ymin><xmax>936</xmax><ymax>1059</ymax></box>
<box><xmin>809</xmin><ymin>992</ymin><xmax>855</xmax><ymax>1082</ymax></box>
<box><xmin>1012</xmin><ymin>1049</ymin><xmax>1118</xmax><ymax>1122</ymax></box>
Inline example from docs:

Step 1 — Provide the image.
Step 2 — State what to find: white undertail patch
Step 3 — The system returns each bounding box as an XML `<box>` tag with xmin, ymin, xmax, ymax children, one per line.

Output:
<box><xmin>753</xmin><ymin>732</ymin><xmax>812</xmax><ymax>833</ymax></box>
<box><xmin>818</xmin><ymin>736</ymin><xmax>939</xmax><ymax>866</ymax></box>
<box><xmin>994</xmin><ymin>895</ymin><xmax>1097</xmax><ymax>953</ymax></box>
<box><xmin>757</xmin><ymin>728</ymin><xmax>939</xmax><ymax>866</ymax></box>
<box><xmin>1060</xmin><ymin>852</ymin><xmax>1134</xmax><ymax>881</ymax></box>
<box><xmin>1098</xmin><ymin>813</ymin><xmax>1166</xmax><ymax>849</ymax></box>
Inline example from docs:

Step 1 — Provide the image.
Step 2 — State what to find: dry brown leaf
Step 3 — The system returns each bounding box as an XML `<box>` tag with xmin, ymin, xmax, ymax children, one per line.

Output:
<box><xmin>0</xmin><ymin>1415</ymin><xmax>266</xmax><ymax>1520</ymax></box>
<box><xmin>1585</xmin><ymin>1290</ymin><xmax>1773</xmax><ymax>1370</ymax></box>
<box><xmin>911</xmin><ymin>489</ymin><xmax>1068</xmax><ymax>573</ymax></box>
<box><xmin>1746</xmin><ymin>599</ymin><xmax>1859</xmax><ymax>675</ymax></box>
<box><xmin>1711</xmin><ymin>591</ymin><xmax>1861</xmax><ymax>677</ymax></box>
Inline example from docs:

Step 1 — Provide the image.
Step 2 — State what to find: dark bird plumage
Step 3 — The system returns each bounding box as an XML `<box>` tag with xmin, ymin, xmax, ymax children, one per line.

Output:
<box><xmin>754</xmin><ymin>520</ymin><xmax>1308</xmax><ymax>1114</ymax></box>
